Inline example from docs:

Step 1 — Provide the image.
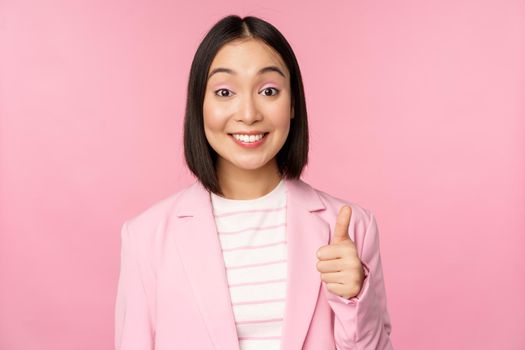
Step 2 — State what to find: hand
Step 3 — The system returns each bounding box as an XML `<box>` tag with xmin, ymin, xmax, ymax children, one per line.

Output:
<box><xmin>316</xmin><ymin>205</ymin><xmax>365</xmax><ymax>299</ymax></box>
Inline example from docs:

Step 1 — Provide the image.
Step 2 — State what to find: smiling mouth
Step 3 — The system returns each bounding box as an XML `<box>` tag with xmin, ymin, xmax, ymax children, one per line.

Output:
<box><xmin>228</xmin><ymin>132</ymin><xmax>269</xmax><ymax>143</ymax></box>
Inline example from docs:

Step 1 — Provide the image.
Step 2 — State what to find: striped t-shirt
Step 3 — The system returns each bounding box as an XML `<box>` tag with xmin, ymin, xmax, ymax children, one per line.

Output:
<box><xmin>210</xmin><ymin>179</ymin><xmax>287</xmax><ymax>350</ymax></box>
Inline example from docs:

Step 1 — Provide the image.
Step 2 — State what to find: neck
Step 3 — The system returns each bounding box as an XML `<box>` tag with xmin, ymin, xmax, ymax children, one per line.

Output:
<box><xmin>216</xmin><ymin>159</ymin><xmax>282</xmax><ymax>200</ymax></box>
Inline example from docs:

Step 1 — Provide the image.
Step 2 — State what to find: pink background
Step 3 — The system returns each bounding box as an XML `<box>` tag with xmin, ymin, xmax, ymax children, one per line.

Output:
<box><xmin>1</xmin><ymin>0</ymin><xmax>524</xmax><ymax>349</ymax></box>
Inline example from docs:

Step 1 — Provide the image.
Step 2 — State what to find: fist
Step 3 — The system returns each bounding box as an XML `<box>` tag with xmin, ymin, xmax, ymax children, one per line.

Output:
<box><xmin>316</xmin><ymin>205</ymin><xmax>365</xmax><ymax>299</ymax></box>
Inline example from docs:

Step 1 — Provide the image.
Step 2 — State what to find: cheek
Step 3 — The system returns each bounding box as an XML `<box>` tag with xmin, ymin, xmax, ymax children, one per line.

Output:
<box><xmin>264</xmin><ymin>92</ymin><xmax>292</xmax><ymax>122</ymax></box>
<box><xmin>203</xmin><ymin>100</ymin><xmax>227</xmax><ymax>133</ymax></box>
<box><xmin>269</xmin><ymin>101</ymin><xmax>292</xmax><ymax>131</ymax></box>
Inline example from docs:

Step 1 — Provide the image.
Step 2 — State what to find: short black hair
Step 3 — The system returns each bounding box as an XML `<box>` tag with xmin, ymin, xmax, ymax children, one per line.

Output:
<box><xmin>183</xmin><ymin>14</ymin><xmax>309</xmax><ymax>195</ymax></box>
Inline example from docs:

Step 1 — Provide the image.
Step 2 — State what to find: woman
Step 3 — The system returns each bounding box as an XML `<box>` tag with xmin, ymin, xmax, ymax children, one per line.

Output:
<box><xmin>115</xmin><ymin>14</ymin><xmax>393</xmax><ymax>350</ymax></box>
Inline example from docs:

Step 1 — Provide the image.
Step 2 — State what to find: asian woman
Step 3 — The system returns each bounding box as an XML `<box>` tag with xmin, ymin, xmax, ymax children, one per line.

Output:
<box><xmin>114</xmin><ymin>14</ymin><xmax>393</xmax><ymax>350</ymax></box>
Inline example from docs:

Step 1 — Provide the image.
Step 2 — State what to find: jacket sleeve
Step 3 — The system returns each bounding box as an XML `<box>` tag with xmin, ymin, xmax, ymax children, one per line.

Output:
<box><xmin>325</xmin><ymin>211</ymin><xmax>393</xmax><ymax>349</ymax></box>
<box><xmin>114</xmin><ymin>221</ymin><xmax>155</xmax><ymax>350</ymax></box>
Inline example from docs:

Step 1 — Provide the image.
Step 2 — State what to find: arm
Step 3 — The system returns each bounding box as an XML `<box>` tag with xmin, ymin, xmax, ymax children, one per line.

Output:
<box><xmin>326</xmin><ymin>212</ymin><xmax>393</xmax><ymax>349</ymax></box>
<box><xmin>114</xmin><ymin>221</ymin><xmax>155</xmax><ymax>350</ymax></box>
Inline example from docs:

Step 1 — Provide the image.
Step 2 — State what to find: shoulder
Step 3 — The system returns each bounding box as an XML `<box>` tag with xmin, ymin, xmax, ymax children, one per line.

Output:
<box><xmin>296</xmin><ymin>178</ymin><xmax>375</xmax><ymax>227</ymax></box>
<box><xmin>121</xmin><ymin>181</ymin><xmax>197</xmax><ymax>239</ymax></box>
<box><xmin>296</xmin><ymin>180</ymin><xmax>382</xmax><ymax>260</ymax></box>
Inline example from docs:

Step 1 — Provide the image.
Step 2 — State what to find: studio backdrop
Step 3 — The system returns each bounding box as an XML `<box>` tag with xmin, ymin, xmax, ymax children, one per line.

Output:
<box><xmin>1</xmin><ymin>0</ymin><xmax>524</xmax><ymax>349</ymax></box>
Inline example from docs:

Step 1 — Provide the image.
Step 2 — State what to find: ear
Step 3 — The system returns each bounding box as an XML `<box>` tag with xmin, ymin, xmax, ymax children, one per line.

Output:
<box><xmin>291</xmin><ymin>105</ymin><xmax>295</xmax><ymax>119</ymax></box>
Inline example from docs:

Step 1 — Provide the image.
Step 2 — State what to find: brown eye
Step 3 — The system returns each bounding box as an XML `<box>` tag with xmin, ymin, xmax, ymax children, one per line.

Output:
<box><xmin>260</xmin><ymin>87</ymin><xmax>279</xmax><ymax>96</ymax></box>
<box><xmin>215</xmin><ymin>89</ymin><xmax>234</xmax><ymax>97</ymax></box>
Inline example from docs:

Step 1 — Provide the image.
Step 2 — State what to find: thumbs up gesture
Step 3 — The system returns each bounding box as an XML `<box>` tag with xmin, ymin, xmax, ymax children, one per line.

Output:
<box><xmin>316</xmin><ymin>205</ymin><xmax>365</xmax><ymax>299</ymax></box>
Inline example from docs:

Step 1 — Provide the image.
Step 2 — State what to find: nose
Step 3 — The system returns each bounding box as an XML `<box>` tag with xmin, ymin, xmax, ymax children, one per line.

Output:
<box><xmin>235</xmin><ymin>94</ymin><xmax>262</xmax><ymax>125</ymax></box>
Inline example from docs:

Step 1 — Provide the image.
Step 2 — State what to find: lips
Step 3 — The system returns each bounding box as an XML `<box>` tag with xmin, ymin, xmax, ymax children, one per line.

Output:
<box><xmin>228</xmin><ymin>131</ymin><xmax>269</xmax><ymax>136</ymax></box>
<box><xmin>228</xmin><ymin>131</ymin><xmax>268</xmax><ymax>143</ymax></box>
<box><xmin>231</xmin><ymin>132</ymin><xmax>268</xmax><ymax>143</ymax></box>
<box><xmin>228</xmin><ymin>132</ymin><xmax>269</xmax><ymax>147</ymax></box>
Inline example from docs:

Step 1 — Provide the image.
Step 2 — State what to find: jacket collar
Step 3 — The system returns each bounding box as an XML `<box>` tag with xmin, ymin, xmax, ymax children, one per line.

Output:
<box><xmin>172</xmin><ymin>177</ymin><xmax>325</xmax><ymax>217</ymax></box>
<box><xmin>170</xmin><ymin>178</ymin><xmax>329</xmax><ymax>350</ymax></box>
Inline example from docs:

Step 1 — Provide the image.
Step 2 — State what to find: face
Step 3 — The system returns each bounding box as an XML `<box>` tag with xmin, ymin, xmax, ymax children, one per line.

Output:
<box><xmin>203</xmin><ymin>38</ymin><xmax>294</xmax><ymax>176</ymax></box>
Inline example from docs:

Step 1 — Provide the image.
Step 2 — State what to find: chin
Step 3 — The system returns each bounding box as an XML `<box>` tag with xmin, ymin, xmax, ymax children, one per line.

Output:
<box><xmin>232</xmin><ymin>158</ymin><xmax>270</xmax><ymax>171</ymax></box>
<box><xmin>235</xmin><ymin>163</ymin><xmax>267</xmax><ymax>171</ymax></box>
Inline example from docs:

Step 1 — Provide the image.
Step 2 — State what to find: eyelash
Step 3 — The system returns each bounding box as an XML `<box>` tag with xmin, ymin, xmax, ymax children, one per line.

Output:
<box><xmin>214</xmin><ymin>87</ymin><xmax>280</xmax><ymax>97</ymax></box>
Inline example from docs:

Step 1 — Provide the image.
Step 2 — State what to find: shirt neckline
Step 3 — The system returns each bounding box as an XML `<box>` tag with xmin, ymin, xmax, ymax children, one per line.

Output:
<box><xmin>210</xmin><ymin>178</ymin><xmax>286</xmax><ymax>206</ymax></box>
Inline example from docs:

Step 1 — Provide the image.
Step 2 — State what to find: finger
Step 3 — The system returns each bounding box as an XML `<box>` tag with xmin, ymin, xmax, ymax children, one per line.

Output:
<box><xmin>325</xmin><ymin>282</ymin><xmax>347</xmax><ymax>297</ymax></box>
<box><xmin>317</xmin><ymin>244</ymin><xmax>351</xmax><ymax>260</ymax></box>
<box><xmin>320</xmin><ymin>271</ymin><xmax>343</xmax><ymax>284</ymax></box>
<box><xmin>326</xmin><ymin>281</ymin><xmax>362</xmax><ymax>299</ymax></box>
<box><xmin>332</xmin><ymin>205</ymin><xmax>352</xmax><ymax>244</ymax></box>
<box><xmin>316</xmin><ymin>259</ymin><xmax>343</xmax><ymax>273</ymax></box>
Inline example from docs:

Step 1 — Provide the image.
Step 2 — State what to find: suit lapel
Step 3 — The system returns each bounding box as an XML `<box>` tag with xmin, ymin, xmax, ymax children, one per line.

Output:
<box><xmin>169</xmin><ymin>178</ymin><xmax>329</xmax><ymax>350</ymax></box>
<box><xmin>280</xmin><ymin>178</ymin><xmax>330</xmax><ymax>350</ymax></box>
<box><xmin>170</xmin><ymin>181</ymin><xmax>241</xmax><ymax>350</ymax></box>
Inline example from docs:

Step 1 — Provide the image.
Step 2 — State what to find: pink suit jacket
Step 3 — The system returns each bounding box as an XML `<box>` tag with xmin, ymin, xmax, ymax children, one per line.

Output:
<box><xmin>114</xmin><ymin>178</ymin><xmax>393</xmax><ymax>349</ymax></box>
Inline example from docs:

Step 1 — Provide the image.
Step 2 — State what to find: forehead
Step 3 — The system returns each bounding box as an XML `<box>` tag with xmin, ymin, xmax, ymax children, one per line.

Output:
<box><xmin>208</xmin><ymin>38</ymin><xmax>288</xmax><ymax>78</ymax></box>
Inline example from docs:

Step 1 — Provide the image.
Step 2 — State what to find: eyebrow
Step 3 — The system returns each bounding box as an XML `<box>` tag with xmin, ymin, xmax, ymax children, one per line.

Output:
<box><xmin>207</xmin><ymin>65</ymin><xmax>286</xmax><ymax>79</ymax></box>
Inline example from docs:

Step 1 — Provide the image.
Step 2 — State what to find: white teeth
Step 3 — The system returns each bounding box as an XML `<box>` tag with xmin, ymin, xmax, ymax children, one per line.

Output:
<box><xmin>232</xmin><ymin>133</ymin><xmax>265</xmax><ymax>143</ymax></box>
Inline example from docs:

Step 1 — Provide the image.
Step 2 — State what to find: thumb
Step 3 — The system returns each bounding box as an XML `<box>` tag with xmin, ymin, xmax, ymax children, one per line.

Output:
<box><xmin>332</xmin><ymin>205</ymin><xmax>352</xmax><ymax>244</ymax></box>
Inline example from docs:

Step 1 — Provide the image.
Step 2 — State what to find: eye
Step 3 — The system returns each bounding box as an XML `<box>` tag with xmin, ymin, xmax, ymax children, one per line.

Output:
<box><xmin>214</xmin><ymin>88</ymin><xmax>234</xmax><ymax>97</ymax></box>
<box><xmin>260</xmin><ymin>87</ymin><xmax>279</xmax><ymax>96</ymax></box>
